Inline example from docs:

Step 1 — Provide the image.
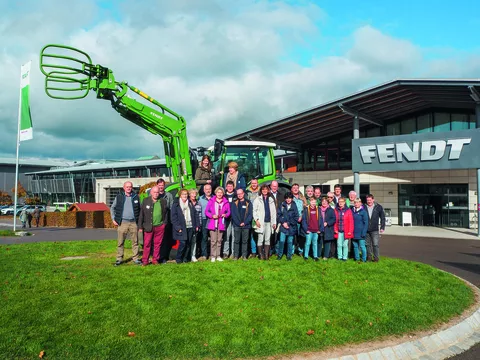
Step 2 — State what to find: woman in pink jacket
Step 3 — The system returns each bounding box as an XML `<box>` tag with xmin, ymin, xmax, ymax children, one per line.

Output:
<box><xmin>205</xmin><ymin>186</ymin><xmax>231</xmax><ymax>262</ymax></box>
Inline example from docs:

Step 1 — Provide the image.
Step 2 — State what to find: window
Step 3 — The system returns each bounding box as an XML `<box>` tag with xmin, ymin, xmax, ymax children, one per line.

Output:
<box><xmin>366</xmin><ymin>127</ymin><xmax>381</xmax><ymax>138</ymax></box>
<box><xmin>417</xmin><ymin>113</ymin><xmax>432</xmax><ymax>133</ymax></box>
<box><xmin>470</xmin><ymin>114</ymin><xmax>477</xmax><ymax>129</ymax></box>
<box><xmin>401</xmin><ymin>117</ymin><xmax>416</xmax><ymax>135</ymax></box>
<box><xmin>451</xmin><ymin>113</ymin><xmax>469</xmax><ymax>131</ymax></box>
<box><xmin>386</xmin><ymin>122</ymin><xmax>400</xmax><ymax>136</ymax></box>
<box><xmin>434</xmin><ymin>113</ymin><xmax>450</xmax><ymax>132</ymax></box>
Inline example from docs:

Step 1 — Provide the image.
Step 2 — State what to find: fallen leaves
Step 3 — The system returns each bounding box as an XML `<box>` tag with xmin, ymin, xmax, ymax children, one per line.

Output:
<box><xmin>217</xmin><ymin>313</ymin><xmax>223</xmax><ymax>317</ymax></box>
<box><xmin>128</xmin><ymin>331</ymin><xmax>135</xmax><ymax>337</ymax></box>
<box><xmin>39</xmin><ymin>350</ymin><xmax>45</xmax><ymax>358</ymax></box>
<box><xmin>306</xmin><ymin>329</ymin><xmax>315</xmax><ymax>335</ymax></box>
<box><xmin>325</xmin><ymin>319</ymin><xmax>331</xmax><ymax>325</ymax></box>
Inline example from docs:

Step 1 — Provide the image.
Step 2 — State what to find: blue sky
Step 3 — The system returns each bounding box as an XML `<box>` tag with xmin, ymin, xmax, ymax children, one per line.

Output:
<box><xmin>288</xmin><ymin>0</ymin><xmax>480</xmax><ymax>65</ymax></box>
<box><xmin>1</xmin><ymin>0</ymin><xmax>480</xmax><ymax>160</ymax></box>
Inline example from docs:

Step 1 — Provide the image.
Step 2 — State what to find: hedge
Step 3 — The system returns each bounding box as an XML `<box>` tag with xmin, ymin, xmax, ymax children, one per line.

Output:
<box><xmin>38</xmin><ymin>211</ymin><xmax>115</xmax><ymax>229</ymax></box>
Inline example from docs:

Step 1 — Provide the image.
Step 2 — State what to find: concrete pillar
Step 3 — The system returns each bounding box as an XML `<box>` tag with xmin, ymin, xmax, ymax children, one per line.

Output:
<box><xmin>353</xmin><ymin>116</ymin><xmax>360</xmax><ymax>195</ymax></box>
<box><xmin>476</xmin><ymin>104</ymin><xmax>480</xmax><ymax>236</ymax></box>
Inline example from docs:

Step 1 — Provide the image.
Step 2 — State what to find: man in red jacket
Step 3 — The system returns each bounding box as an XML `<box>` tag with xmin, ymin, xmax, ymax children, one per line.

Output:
<box><xmin>334</xmin><ymin>197</ymin><xmax>354</xmax><ymax>261</ymax></box>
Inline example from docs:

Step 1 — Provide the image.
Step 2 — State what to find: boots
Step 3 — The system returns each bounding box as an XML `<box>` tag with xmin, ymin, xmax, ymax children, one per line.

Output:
<box><xmin>264</xmin><ymin>245</ymin><xmax>270</xmax><ymax>260</ymax></box>
<box><xmin>258</xmin><ymin>246</ymin><xmax>264</xmax><ymax>260</ymax></box>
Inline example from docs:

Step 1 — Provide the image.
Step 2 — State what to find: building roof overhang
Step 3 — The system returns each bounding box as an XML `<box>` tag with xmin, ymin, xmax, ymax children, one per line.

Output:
<box><xmin>226</xmin><ymin>79</ymin><xmax>480</xmax><ymax>150</ymax></box>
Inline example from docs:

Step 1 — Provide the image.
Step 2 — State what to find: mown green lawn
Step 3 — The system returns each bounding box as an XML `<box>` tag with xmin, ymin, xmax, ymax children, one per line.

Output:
<box><xmin>0</xmin><ymin>240</ymin><xmax>474</xmax><ymax>359</ymax></box>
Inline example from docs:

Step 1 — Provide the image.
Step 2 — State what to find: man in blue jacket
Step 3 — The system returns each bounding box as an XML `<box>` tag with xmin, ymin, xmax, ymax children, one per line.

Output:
<box><xmin>110</xmin><ymin>181</ymin><xmax>142</xmax><ymax>266</ymax></box>
<box><xmin>231</xmin><ymin>188</ymin><xmax>253</xmax><ymax>260</ymax></box>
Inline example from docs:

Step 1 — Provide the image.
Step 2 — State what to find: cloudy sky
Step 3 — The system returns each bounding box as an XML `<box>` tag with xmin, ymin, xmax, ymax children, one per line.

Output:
<box><xmin>1</xmin><ymin>0</ymin><xmax>480</xmax><ymax>161</ymax></box>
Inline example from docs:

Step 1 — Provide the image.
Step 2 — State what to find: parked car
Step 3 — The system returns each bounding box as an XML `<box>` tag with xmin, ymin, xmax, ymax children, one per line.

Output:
<box><xmin>15</xmin><ymin>205</ymin><xmax>46</xmax><ymax>216</ymax></box>
<box><xmin>1</xmin><ymin>205</ymin><xmax>25</xmax><ymax>216</ymax></box>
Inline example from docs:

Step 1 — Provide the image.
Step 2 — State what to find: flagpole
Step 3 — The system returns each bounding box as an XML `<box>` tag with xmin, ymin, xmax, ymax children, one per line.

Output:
<box><xmin>13</xmin><ymin>65</ymin><xmax>22</xmax><ymax>232</ymax></box>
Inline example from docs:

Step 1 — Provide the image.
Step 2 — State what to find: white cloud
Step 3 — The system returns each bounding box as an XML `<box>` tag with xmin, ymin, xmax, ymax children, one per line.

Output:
<box><xmin>0</xmin><ymin>0</ymin><xmax>478</xmax><ymax>162</ymax></box>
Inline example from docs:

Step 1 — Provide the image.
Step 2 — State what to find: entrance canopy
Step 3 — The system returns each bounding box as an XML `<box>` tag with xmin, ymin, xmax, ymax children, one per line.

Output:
<box><xmin>227</xmin><ymin>79</ymin><xmax>480</xmax><ymax>150</ymax></box>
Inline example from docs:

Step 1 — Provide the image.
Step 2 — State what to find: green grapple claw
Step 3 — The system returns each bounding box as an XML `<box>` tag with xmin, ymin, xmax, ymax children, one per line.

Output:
<box><xmin>39</xmin><ymin>44</ymin><xmax>94</xmax><ymax>99</ymax></box>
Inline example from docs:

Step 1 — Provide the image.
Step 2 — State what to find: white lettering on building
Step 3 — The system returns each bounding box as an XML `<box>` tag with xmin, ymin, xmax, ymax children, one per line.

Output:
<box><xmin>359</xmin><ymin>138</ymin><xmax>471</xmax><ymax>164</ymax></box>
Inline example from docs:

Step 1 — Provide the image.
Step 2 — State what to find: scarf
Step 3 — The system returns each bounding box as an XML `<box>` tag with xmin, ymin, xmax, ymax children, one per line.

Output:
<box><xmin>214</xmin><ymin>198</ymin><xmax>224</xmax><ymax>229</ymax></box>
<box><xmin>226</xmin><ymin>171</ymin><xmax>239</xmax><ymax>189</ymax></box>
<box><xmin>180</xmin><ymin>200</ymin><xmax>192</xmax><ymax>228</ymax></box>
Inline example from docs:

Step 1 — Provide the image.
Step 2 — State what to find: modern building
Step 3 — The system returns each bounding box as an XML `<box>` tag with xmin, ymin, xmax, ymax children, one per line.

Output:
<box><xmin>27</xmin><ymin>158</ymin><xmax>170</xmax><ymax>205</ymax></box>
<box><xmin>229</xmin><ymin>79</ymin><xmax>480</xmax><ymax>230</ymax></box>
<box><xmin>0</xmin><ymin>158</ymin><xmax>68</xmax><ymax>198</ymax></box>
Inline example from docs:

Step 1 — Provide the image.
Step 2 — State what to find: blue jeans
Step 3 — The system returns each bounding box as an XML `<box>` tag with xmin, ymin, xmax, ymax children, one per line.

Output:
<box><xmin>277</xmin><ymin>232</ymin><xmax>294</xmax><ymax>259</ymax></box>
<box><xmin>250</xmin><ymin>233</ymin><xmax>257</xmax><ymax>254</ymax></box>
<box><xmin>352</xmin><ymin>238</ymin><xmax>367</xmax><ymax>262</ymax></box>
<box><xmin>304</xmin><ymin>232</ymin><xmax>318</xmax><ymax>259</ymax></box>
<box><xmin>337</xmin><ymin>232</ymin><xmax>349</xmax><ymax>260</ymax></box>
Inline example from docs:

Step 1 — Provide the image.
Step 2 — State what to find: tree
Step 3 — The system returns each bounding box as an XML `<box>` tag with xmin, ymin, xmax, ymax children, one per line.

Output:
<box><xmin>0</xmin><ymin>190</ymin><xmax>13</xmax><ymax>205</ymax></box>
<box><xmin>11</xmin><ymin>181</ymin><xmax>27</xmax><ymax>199</ymax></box>
<box><xmin>25</xmin><ymin>197</ymin><xmax>42</xmax><ymax>205</ymax></box>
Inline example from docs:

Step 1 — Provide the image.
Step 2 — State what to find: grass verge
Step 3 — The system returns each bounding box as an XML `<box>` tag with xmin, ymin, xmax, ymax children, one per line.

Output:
<box><xmin>0</xmin><ymin>230</ymin><xmax>16</xmax><ymax>236</ymax></box>
<box><xmin>0</xmin><ymin>240</ymin><xmax>474</xmax><ymax>359</ymax></box>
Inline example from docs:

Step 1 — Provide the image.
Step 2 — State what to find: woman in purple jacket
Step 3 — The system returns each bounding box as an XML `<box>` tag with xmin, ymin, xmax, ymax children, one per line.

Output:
<box><xmin>205</xmin><ymin>186</ymin><xmax>231</xmax><ymax>262</ymax></box>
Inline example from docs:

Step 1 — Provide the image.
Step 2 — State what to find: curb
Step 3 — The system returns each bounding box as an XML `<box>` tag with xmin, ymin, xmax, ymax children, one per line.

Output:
<box><xmin>327</xmin><ymin>283</ymin><xmax>480</xmax><ymax>360</ymax></box>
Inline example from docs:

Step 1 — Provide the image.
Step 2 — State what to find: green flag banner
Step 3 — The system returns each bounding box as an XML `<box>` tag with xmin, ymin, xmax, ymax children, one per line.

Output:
<box><xmin>19</xmin><ymin>61</ymin><xmax>33</xmax><ymax>142</ymax></box>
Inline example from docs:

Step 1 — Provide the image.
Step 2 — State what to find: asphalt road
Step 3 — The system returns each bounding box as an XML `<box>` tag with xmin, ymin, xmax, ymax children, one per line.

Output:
<box><xmin>0</xmin><ymin>226</ymin><xmax>479</xmax><ymax>358</ymax></box>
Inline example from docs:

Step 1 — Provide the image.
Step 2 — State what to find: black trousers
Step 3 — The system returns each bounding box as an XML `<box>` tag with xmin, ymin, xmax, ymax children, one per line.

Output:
<box><xmin>233</xmin><ymin>227</ymin><xmax>250</xmax><ymax>258</ymax></box>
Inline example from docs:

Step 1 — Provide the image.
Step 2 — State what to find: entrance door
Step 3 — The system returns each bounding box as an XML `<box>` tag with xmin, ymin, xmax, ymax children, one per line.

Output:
<box><xmin>398</xmin><ymin>184</ymin><xmax>468</xmax><ymax>228</ymax></box>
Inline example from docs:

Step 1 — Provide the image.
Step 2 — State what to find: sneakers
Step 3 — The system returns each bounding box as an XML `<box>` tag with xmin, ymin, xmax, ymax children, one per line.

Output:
<box><xmin>323</xmin><ymin>257</ymin><xmax>328</xmax><ymax>260</ymax></box>
<box><xmin>133</xmin><ymin>259</ymin><xmax>142</xmax><ymax>265</ymax></box>
<box><xmin>198</xmin><ymin>256</ymin><xmax>207</xmax><ymax>262</ymax></box>
<box><xmin>229</xmin><ymin>254</ymin><xmax>235</xmax><ymax>259</ymax></box>
<box><xmin>248</xmin><ymin>253</ymin><xmax>257</xmax><ymax>259</ymax></box>
<box><xmin>233</xmin><ymin>257</ymin><xmax>239</xmax><ymax>261</ymax></box>
<box><xmin>114</xmin><ymin>260</ymin><xmax>122</xmax><ymax>266</ymax></box>
<box><xmin>276</xmin><ymin>256</ymin><xmax>282</xmax><ymax>261</ymax></box>
<box><xmin>191</xmin><ymin>256</ymin><xmax>198</xmax><ymax>263</ymax></box>
<box><xmin>314</xmin><ymin>258</ymin><xmax>319</xmax><ymax>262</ymax></box>
<box><xmin>216</xmin><ymin>257</ymin><xmax>224</xmax><ymax>262</ymax></box>
<box><xmin>211</xmin><ymin>257</ymin><xmax>216</xmax><ymax>263</ymax></box>
<box><xmin>286</xmin><ymin>256</ymin><xmax>292</xmax><ymax>261</ymax></box>
<box><xmin>242</xmin><ymin>257</ymin><xmax>248</xmax><ymax>261</ymax></box>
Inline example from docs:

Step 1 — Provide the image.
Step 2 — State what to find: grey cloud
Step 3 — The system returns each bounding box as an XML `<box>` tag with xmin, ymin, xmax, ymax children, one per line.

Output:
<box><xmin>0</xmin><ymin>1</ymin><xmax>478</xmax><ymax>163</ymax></box>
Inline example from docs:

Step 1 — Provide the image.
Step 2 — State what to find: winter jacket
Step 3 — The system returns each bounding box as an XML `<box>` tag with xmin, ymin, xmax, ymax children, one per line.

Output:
<box><xmin>170</xmin><ymin>200</ymin><xmax>199</xmax><ymax>241</ymax></box>
<box><xmin>334</xmin><ymin>206</ymin><xmax>354</xmax><ymax>239</ymax></box>
<box><xmin>252</xmin><ymin>195</ymin><xmax>277</xmax><ymax>233</ymax></box>
<box><xmin>205</xmin><ymin>197</ymin><xmax>231</xmax><ymax>231</ymax></box>
<box><xmin>223</xmin><ymin>172</ymin><xmax>246</xmax><ymax>191</ymax></box>
<box><xmin>190</xmin><ymin>200</ymin><xmax>203</xmax><ymax>228</ymax></box>
<box><xmin>138</xmin><ymin>197</ymin><xmax>168</xmax><ymax>232</ymax></box>
<box><xmin>366</xmin><ymin>203</ymin><xmax>386</xmax><ymax>232</ymax></box>
<box><xmin>300</xmin><ymin>205</ymin><xmax>325</xmax><ymax>236</ymax></box>
<box><xmin>195</xmin><ymin>166</ymin><xmax>212</xmax><ymax>187</ymax></box>
<box><xmin>321</xmin><ymin>206</ymin><xmax>336</xmax><ymax>241</ymax></box>
<box><xmin>231</xmin><ymin>198</ymin><xmax>253</xmax><ymax>228</ymax></box>
<box><xmin>270</xmin><ymin>191</ymin><xmax>285</xmax><ymax>210</ymax></box>
<box><xmin>352</xmin><ymin>206</ymin><xmax>369</xmax><ymax>239</ymax></box>
<box><xmin>277</xmin><ymin>201</ymin><xmax>299</xmax><ymax>236</ymax></box>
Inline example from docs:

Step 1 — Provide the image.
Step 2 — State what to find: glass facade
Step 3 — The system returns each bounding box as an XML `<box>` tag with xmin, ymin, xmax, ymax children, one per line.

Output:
<box><xmin>28</xmin><ymin>164</ymin><xmax>168</xmax><ymax>205</ymax></box>
<box><xmin>298</xmin><ymin>110</ymin><xmax>476</xmax><ymax>172</ymax></box>
<box><xmin>398</xmin><ymin>184</ymin><xmax>469</xmax><ymax>228</ymax></box>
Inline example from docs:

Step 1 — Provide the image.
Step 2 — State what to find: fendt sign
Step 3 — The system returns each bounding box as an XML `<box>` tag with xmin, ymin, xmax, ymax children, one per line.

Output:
<box><xmin>352</xmin><ymin>129</ymin><xmax>480</xmax><ymax>172</ymax></box>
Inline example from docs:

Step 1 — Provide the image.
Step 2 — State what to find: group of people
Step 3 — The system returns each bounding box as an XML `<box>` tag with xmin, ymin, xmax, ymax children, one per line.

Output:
<box><xmin>19</xmin><ymin>207</ymin><xmax>42</xmax><ymax>229</ymax></box>
<box><xmin>111</xmin><ymin>156</ymin><xmax>386</xmax><ymax>266</ymax></box>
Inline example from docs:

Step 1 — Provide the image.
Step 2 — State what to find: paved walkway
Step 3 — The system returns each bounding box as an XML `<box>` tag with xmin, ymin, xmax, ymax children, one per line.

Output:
<box><xmin>1</xmin><ymin>221</ymin><xmax>479</xmax><ymax>359</ymax></box>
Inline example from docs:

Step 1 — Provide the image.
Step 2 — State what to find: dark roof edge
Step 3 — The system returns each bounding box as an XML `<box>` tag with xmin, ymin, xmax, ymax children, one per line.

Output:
<box><xmin>226</xmin><ymin>78</ymin><xmax>480</xmax><ymax>140</ymax></box>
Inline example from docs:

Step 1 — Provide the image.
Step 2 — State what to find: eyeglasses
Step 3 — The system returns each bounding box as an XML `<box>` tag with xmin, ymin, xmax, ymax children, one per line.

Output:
<box><xmin>327</xmin><ymin>196</ymin><xmax>333</xmax><ymax>198</ymax></box>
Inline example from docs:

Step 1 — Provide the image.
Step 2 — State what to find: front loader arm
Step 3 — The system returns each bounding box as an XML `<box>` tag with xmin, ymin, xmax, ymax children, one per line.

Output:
<box><xmin>39</xmin><ymin>44</ymin><xmax>195</xmax><ymax>190</ymax></box>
